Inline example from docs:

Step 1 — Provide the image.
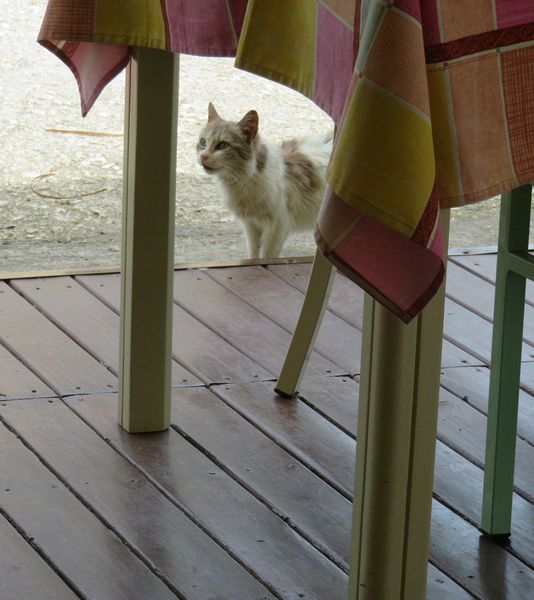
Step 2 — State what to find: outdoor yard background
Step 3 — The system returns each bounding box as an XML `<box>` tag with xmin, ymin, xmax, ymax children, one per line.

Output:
<box><xmin>0</xmin><ymin>0</ymin><xmax>524</xmax><ymax>273</ymax></box>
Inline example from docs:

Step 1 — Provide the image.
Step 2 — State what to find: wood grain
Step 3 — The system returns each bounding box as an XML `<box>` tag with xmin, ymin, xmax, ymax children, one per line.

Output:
<box><xmin>0</xmin><ymin>399</ymin><xmax>275</xmax><ymax>599</ymax></box>
<box><xmin>0</xmin><ymin>420</ymin><xmax>180</xmax><ymax>600</ymax></box>
<box><xmin>208</xmin><ymin>266</ymin><xmax>361</xmax><ymax>373</ymax></box>
<box><xmin>67</xmin><ymin>392</ymin><xmax>349</xmax><ymax>598</ymax></box>
<box><xmin>173</xmin><ymin>269</ymin><xmax>343</xmax><ymax>378</ymax></box>
<box><xmin>0</xmin><ymin>282</ymin><xmax>116</xmax><ymax>395</ymax></box>
<box><xmin>78</xmin><ymin>273</ymin><xmax>272</xmax><ymax>383</ymax></box>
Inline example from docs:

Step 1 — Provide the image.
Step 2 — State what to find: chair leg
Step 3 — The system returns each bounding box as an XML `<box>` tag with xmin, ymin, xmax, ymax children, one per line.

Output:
<box><xmin>275</xmin><ymin>248</ymin><xmax>334</xmax><ymax>397</ymax></box>
<box><xmin>119</xmin><ymin>48</ymin><xmax>179</xmax><ymax>433</ymax></box>
<box><xmin>481</xmin><ymin>185</ymin><xmax>531</xmax><ymax>536</ymax></box>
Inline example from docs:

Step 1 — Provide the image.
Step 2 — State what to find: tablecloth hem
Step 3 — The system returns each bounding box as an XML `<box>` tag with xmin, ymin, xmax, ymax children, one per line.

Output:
<box><xmin>235</xmin><ymin>58</ymin><xmax>334</xmax><ymax>122</ymax></box>
<box><xmin>439</xmin><ymin>175</ymin><xmax>527</xmax><ymax>208</ymax></box>
<box><xmin>315</xmin><ymin>225</ymin><xmax>445</xmax><ymax>324</ymax></box>
<box><xmin>38</xmin><ymin>40</ymin><xmax>130</xmax><ymax>117</ymax></box>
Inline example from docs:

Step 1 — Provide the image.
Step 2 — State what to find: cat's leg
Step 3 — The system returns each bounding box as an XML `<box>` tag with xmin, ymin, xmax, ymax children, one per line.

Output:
<box><xmin>243</xmin><ymin>221</ymin><xmax>262</xmax><ymax>258</ymax></box>
<box><xmin>260</xmin><ymin>223</ymin><xmax>288</xmax><ymax>258</ymax></box>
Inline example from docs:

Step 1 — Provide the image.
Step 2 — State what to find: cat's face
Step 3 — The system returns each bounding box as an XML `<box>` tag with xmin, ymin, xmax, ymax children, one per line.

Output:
<box><xmin>197</xmin><ymin>103</ymin><xmax>259</xmax><ymax>183</ymax></box>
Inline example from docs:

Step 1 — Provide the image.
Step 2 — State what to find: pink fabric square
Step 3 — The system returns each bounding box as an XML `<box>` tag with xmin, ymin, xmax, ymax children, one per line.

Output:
<box><xmin>495</xmin><ymin>0</ymin><xmax>534</xmax><ymax>28</ymax></box>
<box><xmin>165</xmin><ymin>0</ymin><xmax>244</xmax><ymax>55</ymax></box>
<box><xmin>315</xmin><ymin>3</ymin><xmax>355</xmax><ymax>123</ymax></box>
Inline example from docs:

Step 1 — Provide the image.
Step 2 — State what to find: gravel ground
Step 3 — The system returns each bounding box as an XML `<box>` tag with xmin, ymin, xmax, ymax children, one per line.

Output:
<box><xmin>1</xmin><ymin>1</ymin><xmax>531</xmax><ymax>274</ymax></box>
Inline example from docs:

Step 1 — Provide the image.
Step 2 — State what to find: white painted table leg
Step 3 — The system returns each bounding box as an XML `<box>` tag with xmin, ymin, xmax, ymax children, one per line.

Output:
<box><xmin>119</xmin><ymin>47</ymin><xmax>179</xmax><ymax>433</ymax></box>
<box><xmin>275</xmin><ymin>248</ymin><xmax>334</xmax><ymax>397</ymax></box>
<box><xmin>348</xmin><ymin>210</ymin><xmax>450</xmax><ymax>599</ymax></box>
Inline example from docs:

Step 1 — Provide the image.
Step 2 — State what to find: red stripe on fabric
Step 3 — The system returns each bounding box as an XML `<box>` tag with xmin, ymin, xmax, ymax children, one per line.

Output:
<box><xmin>411</xmin><ymin>184</ymin><xmax>439</xmax><ymax>246</ymax></box>
<box><xmin>426</xmin><ymin>22</ymin><xmax>534</xmax><ymax>64</ymax></box>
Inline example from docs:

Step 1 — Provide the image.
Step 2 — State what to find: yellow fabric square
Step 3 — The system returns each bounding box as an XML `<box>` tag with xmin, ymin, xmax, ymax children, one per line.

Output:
<box><xmin>94</xmin><ymin>0</ymin><xmax>165</xmax><ymax>47</ymax></box>
<box><xmin>236</xmin><ymin>0</ymin><xmax>317</xmax><ymax>98</ymax></box>
<box><xmin>329</xmin><ymin>79</ymin><xmax>435</xmax><ymax>236</ymax></box>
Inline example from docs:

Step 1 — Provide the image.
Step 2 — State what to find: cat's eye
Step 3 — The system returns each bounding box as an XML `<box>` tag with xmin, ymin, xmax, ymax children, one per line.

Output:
<box><xmin>199</xmin><ymin>138</ymin><xmax>206</xmax><ymax>148</ymax></box>
<box><xmin>216</xmin><ymin>141</ymin><xmax>229</xmax><ymax>150</ymax></box>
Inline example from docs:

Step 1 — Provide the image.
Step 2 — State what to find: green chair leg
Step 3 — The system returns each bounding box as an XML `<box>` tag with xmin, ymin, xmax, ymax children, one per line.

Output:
<box><xmin>481</xmin><ymin>184</ymin><xmax>533</xmax><ymax>536</ymax></box>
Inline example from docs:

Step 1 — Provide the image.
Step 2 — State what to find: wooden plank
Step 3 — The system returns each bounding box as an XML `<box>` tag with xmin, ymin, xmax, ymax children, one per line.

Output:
<box><xmin>0</xmin><ymin>421</ymin><xmax>181</xmax><ymax>600</ymax></box>
<box><xmin>444</xmin><ymin>297</ymin><xmax>534</xmax><ymax>364</ymax></box>
<box><xmin>519</xmin><ymin>361</ymin><xmax>534</xmax><ymax>394</ymax></box>
<box><xmin>0</xmin><ymin>399</ymin><xmax>275</xmax><ymax>599</ymax></box>
<box><xmin>434</xmin><ymin>443</ymin><xmax>534</xmax><ymax>570</ymax></box>
<box><xmin>215</xmin><ymin>380</ymin><xmax>534</xmax><ymax>596</ymax></box>
<box><xmin>66</xmin><ymin>393</ymin><xmax>349</xmax><ymax>599</ymax></box>
<box><xmin>213</xmin><ymin>381</ymin><xmax>356</xmax><ymax>498</ymax></box>
<box><xmin>78</xmin><ymin>273</ymin><xmax>272</xmax><ymax>383</ymax></box>
<box><xmin>299</xmin><ymin>376</ymin><xmax>534</xmax><ymax>569</ymax></box>
<box><xmin>12</xmin><ymin>277</ymin><xmax>200</xmax><ymax>388</ymax></box>
<box><xmin>173</xmin><ymin>269</ymin><xmax>343</xmax><ymax>377</ymax></box>
<box><xmin>0</xmin><ymin>282</ymin><xmax>116</xmax><ymax>395</ymax></box>
<box><xmin>269</xmin><ymin>262</ymin><xmax>483</xmax><ymax>369</ymax></box>
<box><xmin>0</xmin><ymin>343</ymin><xmax>54</xmax><ymax>400</ymax></box>
<box><xmin>450</xmin><ymin>254</ymin><xmax>498</xmax><ymax>282</ymax></box>
<box><xmin>437</xmin><ymin>387</ymin><xmax>534</xmax><ymax>502</ymax></box>
<box><xmin>452</xmin><ymin>253</ymin><xmax>534</xmax><ymax>304</ymax></box>
<box><xmin>430</xmin><ymin>499</ymin><xmax>534</xmax><ymax>600</ymax></box>
<box><xmin>440</xmin><ymin>366</ymin><xmax>534</xmax><ymax>445</ymax></box>
<box><xmin>208</xmin><ymin>265</ymin><xmax>361</xmax><ymax>374</ymax></box>
<box><xmin>268</xmin><ymin>262</ymin><xmax>364</xmax><ymax>327</ymax></box>
<box><xmin>0</xmin><ymin>515</ymin><xmax>79</xmax><ymax>600</ymax></box>
<box><xmin>446</xmin><ymin>261</ymin><xmax>534</xmax><ymax>345</ymax></box>
<box><xmin>12</xmin><ymin>277</ymin><xmax>119</xmax><ymax>373</ymax></box>
<box><xmin>298</xmin><ymin>376</ymin><xmax>358</xmax><ymax>436</ymax></box>
<box><xmin>167</xmin><ymin>386</ymin><xmax>470</xmax><ymax>599</ymax></box>
<box><xmin>170</xmin><ymin>385</ymin><xmax>353</xmax><ymax>565</ymax></box>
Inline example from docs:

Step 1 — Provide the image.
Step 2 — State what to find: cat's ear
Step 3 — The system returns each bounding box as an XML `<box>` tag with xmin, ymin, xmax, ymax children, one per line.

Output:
<box><xmin>238</xmin><ymin>110</ymin><xmax>259</xmax><ymax>143</ymax></box>
<box><xmin>208</xmin><ymin>102</ymin><xmax>222</xmax><ymax>122</ymax></box>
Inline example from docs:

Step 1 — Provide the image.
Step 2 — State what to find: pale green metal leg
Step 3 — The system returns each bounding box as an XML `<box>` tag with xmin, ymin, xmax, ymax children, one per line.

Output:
<box><xmin>275</xmin><ymin>248</ymin><xmax>334</xmax><ymax>397</ymax></box>
<box><xmin>119</xmin><ymin>47</ymin><xmax>179</xmax><ymax>433</ymax></box>
<box><xmin>348</xmin><ymin>209</ymin><xmax>449</xmax><ymax>600</ymax></box>
<box><xmin>481</xmin><ymin>184</ymin><xmax>533</xmax><ymax>536</ymax></box>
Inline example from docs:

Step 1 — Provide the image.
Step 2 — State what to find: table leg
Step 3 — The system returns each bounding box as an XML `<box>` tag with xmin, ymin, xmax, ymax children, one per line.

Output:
<box><xmin>119</xmin><ymin>47</ymin><xmax>179</xmax><ymax>433</ymax></box>
<box><xmin>348</xmin><ymin>210</ymin><xmax>449</xmax><ymax>599</ymax></box>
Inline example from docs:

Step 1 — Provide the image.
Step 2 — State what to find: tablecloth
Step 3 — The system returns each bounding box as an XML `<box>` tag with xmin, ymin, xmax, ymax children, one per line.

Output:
<box><xmin>38</xmin><ymin>0</ymin><xmax>534</xmax><ymax>322</ymax></box>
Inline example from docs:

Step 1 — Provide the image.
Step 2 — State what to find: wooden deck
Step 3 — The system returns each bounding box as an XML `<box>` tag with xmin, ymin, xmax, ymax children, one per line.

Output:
<box><xmin>1</xmin><ymin>254</ymin><xmax>534</xmax><ymax>599</ymax></box>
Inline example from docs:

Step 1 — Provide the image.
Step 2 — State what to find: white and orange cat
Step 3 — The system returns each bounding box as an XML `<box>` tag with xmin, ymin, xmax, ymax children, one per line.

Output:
<box><xmin>197</xmin><ymin>103</ymin><xmax>332</xmax><ymax>258</ymax></box>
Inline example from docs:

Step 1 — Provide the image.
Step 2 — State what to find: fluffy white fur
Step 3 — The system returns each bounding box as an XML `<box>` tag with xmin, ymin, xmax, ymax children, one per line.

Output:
<box><xmin>197</xmin><ymin>103</ymin><xmax>332</xmax><ymax>258</ymax></box>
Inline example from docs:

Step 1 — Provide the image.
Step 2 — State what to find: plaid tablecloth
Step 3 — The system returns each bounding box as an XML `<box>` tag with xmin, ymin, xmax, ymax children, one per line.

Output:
<box><xmin>39</xmin><ymin>0</ymin><xmax>534</xmax><ymax>322</ymax></box>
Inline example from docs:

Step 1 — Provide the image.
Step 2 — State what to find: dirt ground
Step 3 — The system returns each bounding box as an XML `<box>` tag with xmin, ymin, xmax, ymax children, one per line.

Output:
<box><xmin>0</xmin><ymin>1</ymin><xmax>531</xmax><ymax>274</ymax></box>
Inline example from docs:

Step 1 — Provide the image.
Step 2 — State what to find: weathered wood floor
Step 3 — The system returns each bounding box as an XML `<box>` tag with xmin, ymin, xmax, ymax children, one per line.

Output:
<box><xmin>1</xmin><ymin>254</ymin><xmax>534</xmax><ymax>599</ymax></box>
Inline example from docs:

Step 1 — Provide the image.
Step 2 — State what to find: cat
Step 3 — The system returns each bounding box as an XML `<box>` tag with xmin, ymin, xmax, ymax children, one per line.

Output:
<box><xmin>197</xmin><ymin>103</ymin><xmax>333</xmax><ymax>258</ymax></box>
